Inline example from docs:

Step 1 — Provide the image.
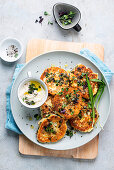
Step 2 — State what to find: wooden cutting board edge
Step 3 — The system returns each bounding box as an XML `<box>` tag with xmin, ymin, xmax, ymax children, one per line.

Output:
<box><xmin>19</xmin><ymin>39</ymin><xmax>104</xmax><ymax>159</ymax></box>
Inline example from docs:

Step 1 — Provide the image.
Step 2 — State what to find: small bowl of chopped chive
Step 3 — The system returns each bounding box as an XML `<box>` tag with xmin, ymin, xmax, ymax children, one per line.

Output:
<box><xmin>0</xmin><ymin>37</ymin><xmax>23</xmax><ymax>63</ymax></box>
<box><xmin>53</xmin><ymin>3</ymin><xmax>81</xmax><ymax>32</ymax></box>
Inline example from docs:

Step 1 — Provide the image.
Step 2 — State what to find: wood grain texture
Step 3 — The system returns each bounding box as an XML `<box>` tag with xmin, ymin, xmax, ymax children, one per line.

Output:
<box><xmin>19</xmin><ymin>39</ymin><xmax>104</xmax><ymax>159</ymax></box>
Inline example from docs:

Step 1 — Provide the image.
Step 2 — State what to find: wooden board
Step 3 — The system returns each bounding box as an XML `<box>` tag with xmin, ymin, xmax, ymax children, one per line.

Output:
<box><xmin>19</xmin><ymin>39</ymin><xmax>104</xmax><ymax>159</ymax></box>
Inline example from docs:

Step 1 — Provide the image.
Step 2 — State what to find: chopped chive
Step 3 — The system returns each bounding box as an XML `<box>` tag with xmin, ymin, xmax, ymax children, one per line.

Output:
<box><xmin>48</xmin><ymin>21</ymin><xmax>53</xmax><ymax>25</ymax></box>
<box><xmin>78</xmin><ymin>111</ymin><xmax>82</xmax><ymax>119</ymax></box>
<box><xmin>81</xmin><ymin>73</ymin><xmax>86</xmax><ymax>76</ymax></box>
<box><xmin>66</xmin><ymin>129</ymin><xmax>73</xmax><ymax>138</ymax></box>
<box><xmin>62</xmin><ymin>104</ymin><xmax>66</xmax><ymax>108</ymax></box>
<box><xmin>44</xmin><ymin>11</ymin><xmax>49</xmax><ymax>16</ymax></box>
<box><xmin>14</xmin><ymin>53</ymin><xmax>18</xmax><ymax>58</ymax></box>
<box><xmin>58</xmin><ymin>92</ymin><xmax>63</xmax><ymax>95</ymax></box>
<box><xmin>66</xmin><ymin>88</ymin><xmax>68</xmax><ymax>91</ymax></box>
<box><xmin>71</xmin><ymin>111</ymin><xmax>74</xmax><ymax>115</ymax></box>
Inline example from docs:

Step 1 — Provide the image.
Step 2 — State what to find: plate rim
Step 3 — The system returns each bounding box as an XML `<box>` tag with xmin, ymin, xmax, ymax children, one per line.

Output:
<box><xmin>10</xmin><ymin>50</ymin><xmax>111</xmax><ymax>150</ymax></box>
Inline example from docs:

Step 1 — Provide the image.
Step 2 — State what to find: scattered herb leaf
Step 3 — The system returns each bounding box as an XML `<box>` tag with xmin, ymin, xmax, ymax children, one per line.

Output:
<box><xmin>59</xmin><ymin>11</ymin><xmax>75</xmax><ymax>26</ymax></box>
<box><xmin>78</xmin><ymin>111</ymin><xmax>82</xmax><ymax>119</ymax></box>
<box><xmin>66</xmin><ymin>129</ymin><xmax>73</xmax><ymax>138</ymax></box>
<box><xmin>48</xmin><ymin>21</ymin><xmax>53</xmax><ymax>25</ymax></box>
<box><xmin>58</xmin><ymin>92</ymin><xmax>63</xmax><ymax>95</ymax></box>
<box><xmin>14</xmin><ymin>53</ymin><xmax>18</xmax><ymax>58</ymax></box>
<box><xmin>44</xmin><ymin>11</ymin><xmax>49</xmax><ymax>16</ymax></box>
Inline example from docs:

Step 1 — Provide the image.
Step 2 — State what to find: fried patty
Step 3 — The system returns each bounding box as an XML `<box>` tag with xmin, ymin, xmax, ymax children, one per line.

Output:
<box><xmin>37</xmin><ymin>115</ymin><xmax>67</xmax><ymax>143</ymax></box>
<box><xmin>69</xmin><ymin>101</ymin><xmax>99</xmax><ymax>132</ymax></box>
<box><xmin>53</xmin><ymin>87</ymin><xmax>82</xmax><ymax>119</ymax></box>
<box><xmin>40</xmin><ymin>67</ymin><xmax>69</xmax><ymax>95</ymax></box>
<box><xmin>70</xmin><ymin>64</ymin><xmax>98</xmax><ymax>99</ymax></box>
<box><xmin>40</xmin><ymin>95</ymin><xmax>54</xmax><ymax>118</ymax></box>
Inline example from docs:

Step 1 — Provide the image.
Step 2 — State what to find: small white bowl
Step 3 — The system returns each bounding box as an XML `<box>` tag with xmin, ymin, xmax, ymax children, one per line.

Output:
<box><xmin>0</xmin><ymin>37</ymin><xmax>23</xmax><ymax>63</ymax></box>
<box><xmin>18</xmin><ymin>77</ymin><xmax>48</xmax><ymax>109</ymax></box>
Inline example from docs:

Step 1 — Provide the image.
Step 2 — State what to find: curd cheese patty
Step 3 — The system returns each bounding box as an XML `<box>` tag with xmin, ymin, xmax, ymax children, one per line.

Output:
<box><xmin>37</xmin><ymin>115</ymin><xmax>67</xmax><ymax>143</ymax></box>
<box><xmin>40</xmin><ymin>67</ymin><xmax>69</xmax><ymax>95</ymax></box>
<box><xmin>40</xmin><ymin>95</ymin><xmax>54</xmax><ymax>118</ymax></box>
<box><xmin>53</xmin><ymin>87</ymin><xmax>82</xmax><ymax>119</ymax></box>
<box><xmin>69</xmin><ymin>101</ymin><xmax>99</xmax><ymax>132</ymax></box>
<box><xmin>70</xmin><ymin>64</ymin><xmax>98</xmax><ymax>99</ymax></box>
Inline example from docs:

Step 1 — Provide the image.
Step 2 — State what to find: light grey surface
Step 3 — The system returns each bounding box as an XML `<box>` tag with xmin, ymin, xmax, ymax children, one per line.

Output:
<box><xmin>0</xmin><ymin>0</ymin><xmax>114</xmax><ymax>169</ymax></box>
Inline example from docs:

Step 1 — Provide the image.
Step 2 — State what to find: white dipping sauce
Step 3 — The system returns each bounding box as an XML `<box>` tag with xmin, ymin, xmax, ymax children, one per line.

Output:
<box><xmin>19</xmin><ymin>80</ymin><xmax>46</xmax><ymax>106</ymax></box>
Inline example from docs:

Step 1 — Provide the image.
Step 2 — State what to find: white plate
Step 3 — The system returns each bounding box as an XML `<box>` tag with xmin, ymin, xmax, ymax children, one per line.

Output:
<box><xmin>10</xmin><ymin>51</ymin><xmax>110</xmax><ymax>150</ymax></box>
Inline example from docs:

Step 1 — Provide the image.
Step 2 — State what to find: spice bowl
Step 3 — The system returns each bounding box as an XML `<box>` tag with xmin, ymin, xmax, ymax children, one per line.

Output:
<box><xmin>53</xmin><ymin>3</ymin><xmax>81</xmax><ymax>32</ymax></box>
<box><xmin>0</xmin><ymin>37</ymin><xmax>23</xmax><ymax>63</ymax></box>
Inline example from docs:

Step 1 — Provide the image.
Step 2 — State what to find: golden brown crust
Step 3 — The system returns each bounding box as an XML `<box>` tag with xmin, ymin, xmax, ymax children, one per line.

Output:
<box><xmin>40</xmin><ymin>95</ymin><xmax>54</xmax><ymax>118</ymax></box>
<box><xmin>37</xmin><ymin>64</ymin><xmax>99</xmax><ymax>142</ymax></box>
<box><xmin>69</xmin><ymin>101</ymin><xmax>99</xmax><ymax>132</ymax></box>
<box><xmin>37</xmin><ymin>115</ymin><xmax>67</xmax><ymax>143</ymax></box>
<box><xmin>40</xmin><ymin>67</ymin><xmax>69</xmax><ymax>95</ymax></box>
<box><xmin>70</xmin><ymin>64</ymin><xmax>98</xmax><ymax>99</ymax></box>
<box><xmin>53</xmin><ymin>87</ymin><xmax>82</xmax><ymax>119</ymax></box>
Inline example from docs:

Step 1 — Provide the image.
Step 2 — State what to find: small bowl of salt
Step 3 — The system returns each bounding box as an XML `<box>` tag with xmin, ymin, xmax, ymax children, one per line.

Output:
<box><xmin>0</xmin><ymin>37</ymin><xmax>23</xmax><ymax>63</ymax></box>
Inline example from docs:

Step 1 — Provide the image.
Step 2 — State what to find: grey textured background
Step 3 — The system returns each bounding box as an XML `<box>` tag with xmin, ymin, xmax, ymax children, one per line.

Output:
<box><xmin>0</xmin><ymin>0</ymin><xmax>114</xmax><ymax>170</ymax></box>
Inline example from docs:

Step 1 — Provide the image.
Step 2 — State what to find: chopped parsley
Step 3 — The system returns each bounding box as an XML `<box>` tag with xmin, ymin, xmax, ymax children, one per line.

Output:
<box><xmin>48</xmin><ymin>21</ymin><xmax>53</xmax><ymax>25</ymax></box>
<box><xmin>88</xmin><ymin>121</ymin><xmax>92</xmax><ymax>125</ymax></box>
<box><xmin>44</xmin><ymin>122</ymin><xmax>56</xmax><ymax>134</ymax></box>
<box><xmin>65</xmin><ymin>94</ymin><xmax>71</xmax><ymax>100</ymax></box>
<box><xmin>78</xmin><ymin>111</ymin><xmax>82</xmax><ymax>119</ymax></box>
<box><xmin>15</xmin><ymin>53</ymin><xmax>18</xmax><ymax>58</ymax></box>
<box><xmin>25</xmin><ymin>100</ymin><xmax>35</xmax><ymax>105</ymax></box>
<box><xmin>66</xmin><ymin>129</ymin><xmax>73</xmax><ymax>138</ymax></box>
<box><xmin>81</xmin><ymin>73</ymin><xmax>86</xmax><ymax>77</ymax></box>
<box><xmin>45</xmin><ymin>114</ymin><xmax>51</xmax><ymax>118</ymax></box>
<box><xmin>77</xmin><ymin>81</ymin><xmax>82</xmax><ymax>86</ymax></box>
<box><xmin>71</xmin><ymin>111</ymin><xmax>74</xmax><ymax>115</ymax></box>
<box><xmin>73</xmin><ymin>90</ymin><xmax>76</xmax><ymax>94</ymax></box>
<box><xmin>66</xmin><ymin>88</ymin><xmax>69</xmax><ymax>91</ymax></box>
<box><xmin>69</xmin><ymin>108</ymin><xmax>72</xmax><ymax>112</ymax></box>
<box><xmin>34</xmin><ymin>114</ymin><xmax>41</xmax><ymax>120</ymax></box>
<box><xmin>47</xmin><ymin>79</ymin><xmax>50</xmax><ymax>83</ymax></box>
<box><xmin>62</xmin><ymin>104</ymin><xmax>66</xmax><ymax>108</ymax></box>
<box><xmin>58</xmin><ymin>92</ymin><xmax>63</xmax><ymax>95</ymax></box>
<box><xmin>69</xmin><ymin>108</ymin><xmax>74</xmax><ymax>115</ymax></box>
<box><xmin>46</xmin><ymin>72</ymin><xmax>50</xmax><ymax>78</ymax></box>
<box><xmin>49</xmin><ymin>121</ymin><xmax>53</xmax><ymax>125</ymax></box>
<box><xmin>44</xmin><ymin>11</ymin><xmax>49</xmax><ymax>16</ymax></box>
<box><xmin>59</xmin><ymin>11</ymin><xmax>75</xmax><ymax>26</ymax></box>
<box><xmin>82</xmin><ymin>98</ymin><xmax>86</xmax><ymax>102</ymax></box>
<box><xmin>28</xmin><ymin>83</ymin><xmax>38</xmax><ymax>94</ymax></box>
